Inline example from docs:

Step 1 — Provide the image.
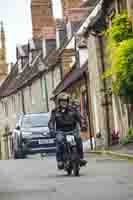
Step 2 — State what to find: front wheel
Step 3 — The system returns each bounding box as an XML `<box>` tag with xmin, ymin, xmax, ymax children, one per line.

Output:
<box><xmin>66</xmin><ymin>167</ymin><xmax>72</xmax><ymax>176</ymax></box>
<box><xmin>73</xmin><ymin>162</ymin><xmax>79</xmax><ymax>176</ymax></box>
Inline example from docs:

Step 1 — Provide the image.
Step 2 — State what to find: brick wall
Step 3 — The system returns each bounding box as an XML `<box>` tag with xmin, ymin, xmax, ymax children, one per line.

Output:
<box><xmin>62</xmin><ymin>0</ymin><xmax>83</xmax><ymax>18</ymax></box>
<box><xmin>65</xmin><ymin>8</ymin><xmax>89</xmax><ymax>22</ymax></box>
<box><xmin>31</xmin><ymin>0</ymin><xmax>55</xmax><ymax>38</ymax></box>
<box><xmin>42</xmin><ymin>26</ymin><xmax>56</xmax><ymax>39</ymax></box>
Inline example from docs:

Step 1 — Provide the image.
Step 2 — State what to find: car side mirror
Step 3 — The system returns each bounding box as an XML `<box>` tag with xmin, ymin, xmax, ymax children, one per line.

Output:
<box><xmin>16</xmin><ymin>125</ymin><xmax>20</xmax><ymax>130</ymax></box>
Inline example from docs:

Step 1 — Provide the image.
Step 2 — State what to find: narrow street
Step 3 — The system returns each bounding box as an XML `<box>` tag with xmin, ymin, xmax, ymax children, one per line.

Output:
<box><xmin>0</xmin><ymin>155</ymin><xmax>132</xmax><ymax>200</ymax></box>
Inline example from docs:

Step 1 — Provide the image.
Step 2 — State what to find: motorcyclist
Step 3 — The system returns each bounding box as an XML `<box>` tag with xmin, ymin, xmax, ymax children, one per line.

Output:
<box><xmin>48</xmin><ymin>92</ymin><xmax>87</xmax><ymax>169</ymax></box>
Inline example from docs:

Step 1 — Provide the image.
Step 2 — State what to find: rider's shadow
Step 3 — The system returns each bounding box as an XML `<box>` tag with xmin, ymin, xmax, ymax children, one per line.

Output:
<box><xmin>55</xmin><ymin>173</ymin><xmax>86</xmax><ymax>178</ymax></box>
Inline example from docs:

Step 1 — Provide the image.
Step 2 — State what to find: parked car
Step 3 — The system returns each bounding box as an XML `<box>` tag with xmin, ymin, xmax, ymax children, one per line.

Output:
<box><xmin>12</xmin><ymin>112</ymin><xmax>56</xmax><ymax>159</ymax></box>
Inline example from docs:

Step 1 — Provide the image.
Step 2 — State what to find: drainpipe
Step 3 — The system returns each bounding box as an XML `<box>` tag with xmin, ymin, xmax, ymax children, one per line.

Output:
<box><xmin>84</xmin><ymin>71</ymin><xmax>94</xmax><ymax>150</ymax></box>
<box><xmin>44</xmin><ymin>76</ymin><xmax>49</xmax><ymax>112</ymax></box>
<box><xmin>21</xmin><ymin>90</ymin><xmax>25</xmax><ymax>114</ymax></box>
<box><xmin>59</xmin><ymin>62</ymin><xmax>64</xmax><ymax>80</ymax></box>
<box><xmin>98</xmin><ymin>35</ymin><xmax>110</xmax><ymax>148</ymax></box>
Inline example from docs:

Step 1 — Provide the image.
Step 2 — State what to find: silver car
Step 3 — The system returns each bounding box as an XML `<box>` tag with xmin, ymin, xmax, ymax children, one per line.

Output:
<box><xmin>12</xmin><ymin>112</ymin><xmax>56</xmax><ymax>159</ymax></box>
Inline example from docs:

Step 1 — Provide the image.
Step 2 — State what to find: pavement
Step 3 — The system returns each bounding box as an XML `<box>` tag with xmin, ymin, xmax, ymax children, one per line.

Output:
<box><xmin>0</xmin><ymin>154</ymin><xmax>132</xmax><ymax>200</ymax></box>
<box><xmin>82</xmin><ymin>138</ymin><xmax>133</xmax><ymax>160</ymax></box>
<box><xmin>109</xmin><ymin>143</ymin><xmax>133</xmax><ymax>155</ymax></box>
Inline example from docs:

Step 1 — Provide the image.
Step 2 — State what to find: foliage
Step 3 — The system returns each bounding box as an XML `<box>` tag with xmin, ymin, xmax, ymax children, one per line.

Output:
<box><xmin>128</xmin><ymin>128</ymin><xmax>133</xmax><ymax>139</ymax></box>
<box><xmin>103</xmin><ymin>13</ymin><xmax>133</xmax><ymax>103</ymax></box>
<box><xmin>120</xmin><ymin>136</ymin><xmax>130</xmax><ymax>145</ymax></box>
<box><xmin>106</xmin><ymin>13</ymin><xmax>133</xmax><ymax>47</ymax></box>
<box><xmin>112</xmin><ymin>39</ymin><xmax>133</xmax><ymax>100</ymax></box>
<box><xmin>120</xmin><ymin>128</ymin><xmax>133</xmax><ymax>145</ymax></box>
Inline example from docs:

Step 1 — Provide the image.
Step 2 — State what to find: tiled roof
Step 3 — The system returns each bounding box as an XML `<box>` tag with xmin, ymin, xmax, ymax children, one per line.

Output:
<box><xmin>0</xmin><ymin>40</ymin><xmax>65</xmax><ymax>98</ymax></box>
<box><xmin>0</xmin><ymin>52</ymin><xmax>42</xmax><ymax>98</ymax></box>
<box><xmin>0</xmin><ymin>35</ymin><xmax>72</xmax><ymax>98</ymax></box>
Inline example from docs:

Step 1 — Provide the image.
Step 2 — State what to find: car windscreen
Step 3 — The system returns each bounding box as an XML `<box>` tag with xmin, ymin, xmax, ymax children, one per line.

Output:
<box><xmin>22</xmin><ymin>114</ymin><xmax>49</xmax><ymax>128</ymax></box>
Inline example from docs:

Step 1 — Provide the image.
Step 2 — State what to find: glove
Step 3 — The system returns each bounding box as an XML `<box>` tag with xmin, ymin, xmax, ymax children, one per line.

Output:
<box><xmin>50</xmin><ymin>129</ymin><xmax>55</xmax><ymax>137</ymax></box>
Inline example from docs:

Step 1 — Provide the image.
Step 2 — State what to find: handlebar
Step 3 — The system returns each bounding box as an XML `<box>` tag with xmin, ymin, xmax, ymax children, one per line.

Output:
<box><xmin>52</xmin><ymin>130</ymin><xmax>77</xmax><ymax>136</ymax></box>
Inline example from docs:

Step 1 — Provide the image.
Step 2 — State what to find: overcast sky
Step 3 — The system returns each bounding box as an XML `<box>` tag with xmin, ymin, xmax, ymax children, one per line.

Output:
<box><xmin>0</xmin><ymin>0</ymin><xmax>62</xmax><ymax>63</ymax></box>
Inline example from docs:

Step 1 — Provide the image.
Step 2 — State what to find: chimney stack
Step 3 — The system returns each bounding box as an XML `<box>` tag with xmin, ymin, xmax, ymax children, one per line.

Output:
<box><xmin>31</xmin><ymin>0</ymin><xmax>54</xmax><ymax>39</ymax></box>
<box><xmin>62</xmin><ymin>0</ymin><xmax>82</xmax><ymax>19</ymax></box>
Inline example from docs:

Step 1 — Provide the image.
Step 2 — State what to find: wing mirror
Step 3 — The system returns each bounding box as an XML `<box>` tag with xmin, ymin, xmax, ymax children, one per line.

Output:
<box><xmin>16</xmin><ymin>125</ymin><xmax>20</xmax><ymax>130</ymax></box>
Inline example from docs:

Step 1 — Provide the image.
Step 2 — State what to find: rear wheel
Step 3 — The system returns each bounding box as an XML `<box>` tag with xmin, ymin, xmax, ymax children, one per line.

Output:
<box><xmin>14</xmin><ymin>149</ymin><xmax>26</xmax><ymax>159</ymax></box>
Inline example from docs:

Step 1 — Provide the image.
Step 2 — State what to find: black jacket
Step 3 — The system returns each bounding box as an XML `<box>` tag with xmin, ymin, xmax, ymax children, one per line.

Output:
<box><xmin>48</xmin><ymin>106</ymin><xmax>81</xmax><ymax>132</ymax></box>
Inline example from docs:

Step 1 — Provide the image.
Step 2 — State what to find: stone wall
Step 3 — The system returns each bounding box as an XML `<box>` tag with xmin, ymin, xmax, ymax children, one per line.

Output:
<box><xmin>87</xmin><ymin>34</ymin><xmax>112</xmax><ymax>149</ymax></box>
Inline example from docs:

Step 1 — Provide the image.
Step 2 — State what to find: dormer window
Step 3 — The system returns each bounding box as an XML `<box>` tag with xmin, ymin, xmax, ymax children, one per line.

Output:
<box><xmin>18</xmin><ymin>58</ymin><xmax>22</xmax><ymax>73</ymax></box>
<box><xmin>67</xmin><ymin>21</ymin><xmax>72</xmax><ymax>40</ymax></box>
<box><xmin>56</xmin><ymin>29</ymin><xmax>60</xmax><ymax>49</ymax></box>
<box><xmin>28</xmin><ymin>39</ymin><xmax>36</xmax><ymax>66</ymax></box>
<box><xmin>29</xmin><ymin>52</ymin><xmax>33</xmax><ymax>66</ymax></box>
<box><xmin>29</xmin><ymin>39</ymin><xmax>36</xmax><ymax>50</ymax></box>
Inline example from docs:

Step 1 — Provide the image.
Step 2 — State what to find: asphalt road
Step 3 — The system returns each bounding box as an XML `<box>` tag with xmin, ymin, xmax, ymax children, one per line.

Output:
<box><xmin>0</xmin><ymin>154</ymin><xmax>132</xmax><ymax>200</ymax></box>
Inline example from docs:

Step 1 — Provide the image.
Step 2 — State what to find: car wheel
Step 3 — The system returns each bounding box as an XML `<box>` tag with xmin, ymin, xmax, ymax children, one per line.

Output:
<box><xmin>14</xmin><ymin>149</ymin><xmax>26</xmax><ymax>159</ymax></box>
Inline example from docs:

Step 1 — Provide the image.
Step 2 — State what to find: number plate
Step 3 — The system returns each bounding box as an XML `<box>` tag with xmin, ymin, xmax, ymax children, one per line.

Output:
<box><xmin>39</xmin><ymin>139</ymin><xmax>55</xmax><ymax>144</ymax></box>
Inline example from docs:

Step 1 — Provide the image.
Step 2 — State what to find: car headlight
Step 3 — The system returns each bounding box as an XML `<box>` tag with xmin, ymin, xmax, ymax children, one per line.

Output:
<box><xmin>42</xmin><ymin>131</ymin><xmax>49</xmax><ymax>136</ymax></box>
<box><xmin>22</xmin><ymin>132</ymin><xmax>32</xmax><ymax>138</ymax></box>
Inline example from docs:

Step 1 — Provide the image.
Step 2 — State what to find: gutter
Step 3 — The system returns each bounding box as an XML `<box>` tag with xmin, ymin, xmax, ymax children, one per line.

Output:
<box><xmin>77</xmin><ymin>0</ymin><xmax>104</xmax><ymax>36</ymax></box>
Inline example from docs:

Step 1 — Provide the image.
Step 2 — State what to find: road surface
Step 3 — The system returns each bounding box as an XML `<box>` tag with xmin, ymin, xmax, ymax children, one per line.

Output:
<box><xmin>0</xmin><ymin>154</ymin><xmax>132</xmax><ymax>200</ymax></box>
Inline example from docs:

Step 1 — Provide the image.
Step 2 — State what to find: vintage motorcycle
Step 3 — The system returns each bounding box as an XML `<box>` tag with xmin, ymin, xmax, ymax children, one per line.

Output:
<box><xmin>55</xmin><ymin>130</ymin><xmax>82</xmax><ymax>176</ymax></box>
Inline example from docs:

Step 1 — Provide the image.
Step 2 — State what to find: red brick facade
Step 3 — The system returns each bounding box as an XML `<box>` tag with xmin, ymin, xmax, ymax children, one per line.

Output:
<box><xmin>66</xmin><ymin>8</ymin><xmax>89</xmax><ymax>22</ymax></box>
<box><xmin>31</xmin><ymin>0</ymin><xmax>55</xmax><ymax>38</ymax></box>
<box><xmin>62</xmin><ymin>0</ymin><xmax>83</xmax><ymax>18</ymax></box>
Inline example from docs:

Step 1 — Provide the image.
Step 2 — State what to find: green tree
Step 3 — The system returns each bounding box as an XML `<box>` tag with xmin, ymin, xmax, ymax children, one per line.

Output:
<box><xmin>103</xmin><ymin>13</ymin><xmax>133</xmax><ymax>103</ymax></box>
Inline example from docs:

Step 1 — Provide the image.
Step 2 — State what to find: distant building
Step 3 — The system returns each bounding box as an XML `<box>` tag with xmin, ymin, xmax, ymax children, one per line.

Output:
<box><xmin>0</xmin><ymin>22</ymin><xmax>8</xmax><ymax>85</ymax></box>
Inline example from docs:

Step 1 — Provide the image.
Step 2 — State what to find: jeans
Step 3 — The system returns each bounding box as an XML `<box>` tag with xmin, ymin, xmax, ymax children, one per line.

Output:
<box><xmin>56</xmin><ymin>131</ymin><xmax>83</xmax><ymax>162</ymax></box>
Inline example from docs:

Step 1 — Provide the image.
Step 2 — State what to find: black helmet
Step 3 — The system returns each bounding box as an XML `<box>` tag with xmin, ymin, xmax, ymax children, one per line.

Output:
<box><xmin>57</xmin><ymin>92</ymin><xmax>70</xmax><ymax>104</ymax></box>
